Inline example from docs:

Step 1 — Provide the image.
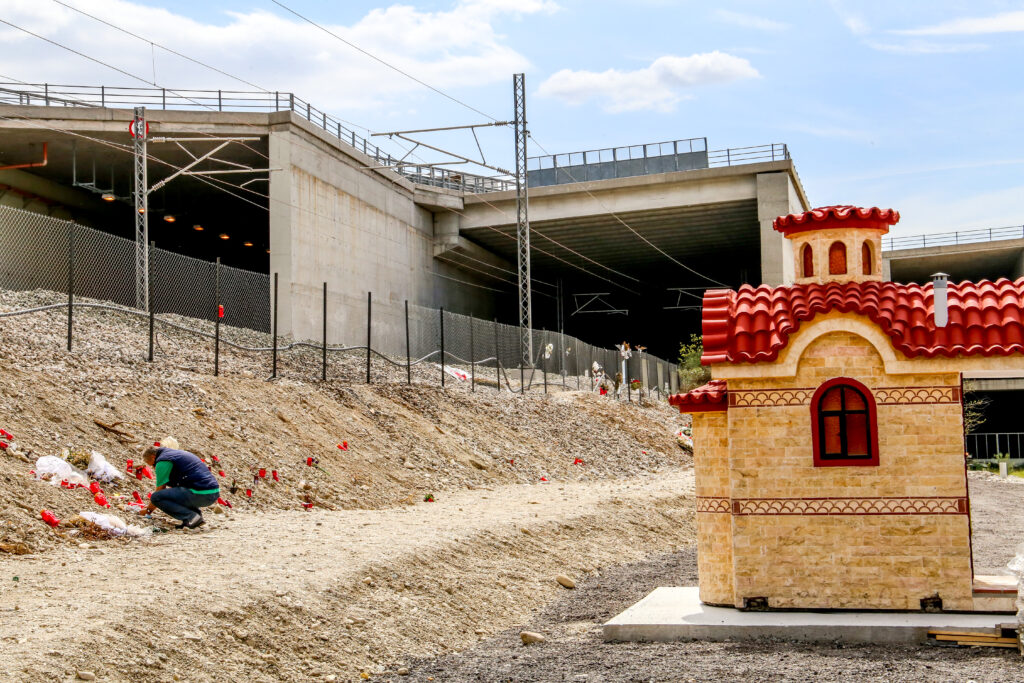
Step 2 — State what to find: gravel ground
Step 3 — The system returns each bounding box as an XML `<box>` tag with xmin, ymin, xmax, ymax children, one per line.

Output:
<box><xmin>387</xmin><ymin>473</ymin><xmax>1024</xmax><ymax>683</ymax></box>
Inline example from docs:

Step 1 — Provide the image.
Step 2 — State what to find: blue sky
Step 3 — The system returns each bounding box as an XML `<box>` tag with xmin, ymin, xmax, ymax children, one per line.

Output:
<box><xmin>3</xmin><ymin>0</ymin><xmax>1023</xmax><ymax>237</ymax></box>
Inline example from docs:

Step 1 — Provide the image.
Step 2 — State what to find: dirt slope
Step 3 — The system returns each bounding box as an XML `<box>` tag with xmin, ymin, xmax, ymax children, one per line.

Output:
<box><xmin>0</xmin><ymin>289</ymin><xmax>688</xmax><ymax>554</ymax></box>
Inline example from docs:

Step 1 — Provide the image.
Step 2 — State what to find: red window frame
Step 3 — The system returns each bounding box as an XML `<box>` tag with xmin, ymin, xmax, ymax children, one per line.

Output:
<box><xmin>809</xmin><ymin>377</ymin><xmax>879</xmax><ymax>467</ymax></box>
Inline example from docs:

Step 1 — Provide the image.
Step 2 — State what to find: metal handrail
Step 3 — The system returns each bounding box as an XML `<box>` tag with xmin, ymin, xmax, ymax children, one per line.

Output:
<box><xmin>882</xmin><ymin>225</ymin><xmax>1024</xmax><ymax>252</ymax></box>
<box><xmin>966</xmin><ymin>432</ymin><xmax>1024</xmax><ymax>460</ymax></box>
<box><xmin>0</xmin><ymin>82</ymin><xmax>513</xmax><ymax>193</ymax></box>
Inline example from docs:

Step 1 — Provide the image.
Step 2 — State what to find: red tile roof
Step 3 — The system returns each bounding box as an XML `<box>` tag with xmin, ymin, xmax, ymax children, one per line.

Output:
<box><xmin>701</xmin><ymin>278</ymin><xmax>1024</xmax><ymax>365</ymax></box>
<box><xmin>669</xmin><ymin>380</ymin><xmax>728</xmax><ymax>412</ymax></box>
<box><xmin>773</xmin><ymin>205</ymin><xmax>900</xmax><ymax>236</ymax></box>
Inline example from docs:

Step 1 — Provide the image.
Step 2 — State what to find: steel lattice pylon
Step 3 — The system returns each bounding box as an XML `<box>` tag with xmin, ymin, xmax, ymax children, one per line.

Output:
<box><xmin>133</xmin><ymin>106</ymin><xmax>149</xmax><ymax>310</ymax></box>
<box><xmin>513</xmin><ymin>73</ymin><xmax>532</xmax><ymax>367</ymax></box>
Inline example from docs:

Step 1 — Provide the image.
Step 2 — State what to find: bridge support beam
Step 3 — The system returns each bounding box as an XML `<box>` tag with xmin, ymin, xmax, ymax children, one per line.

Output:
<box><xmin>756</xmin><ymin>171</ymin><xmax>803</xmax><ymax>286</ymax></box>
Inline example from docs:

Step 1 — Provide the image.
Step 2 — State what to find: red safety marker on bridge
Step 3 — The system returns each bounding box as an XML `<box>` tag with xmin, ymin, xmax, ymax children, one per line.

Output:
<box><xmin>128</xmin><ymin>118</ymin><xmax>149</xmax><ymax>139</ymax></box>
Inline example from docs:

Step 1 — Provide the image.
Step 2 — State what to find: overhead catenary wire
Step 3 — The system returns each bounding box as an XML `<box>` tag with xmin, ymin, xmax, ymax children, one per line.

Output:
<box><xmin>258</xmin><ymin>0</ymin><xmax>726</xmax><ymax>289</ymax></box>
<box><xmin>528</xmin><ymin>136</ymin><xmax>730</xmax><ymax>288</ymax></box>
<box><xmin>5</xmin><ymin>12</ymin><xmax>646</xmax><ymax>298</ymax></box>
<box><xmin>269</xmin><ymin>0</ymin><xmax>501</xmax><ymax>123</ymax></box>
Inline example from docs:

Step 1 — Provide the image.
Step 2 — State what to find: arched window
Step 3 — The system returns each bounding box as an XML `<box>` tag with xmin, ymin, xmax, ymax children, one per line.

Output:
<box><xmin>862</xmin><ymin>241</ymin><xmax>873</xmax><ymax>275</ymax></box>
<box><xmin>828</xmin><ymin>242</ymin><xmax>847</xmax><ymax>275</ymax></box>
<box><xmin>810</xmin><ymin>377</ymin><xmax>879</xmax><ymax>467</ymax></box>
<box><xmin>802</xmin><ymin>243</ymin><xmax>814</xmax><ymax>278</ymax></box>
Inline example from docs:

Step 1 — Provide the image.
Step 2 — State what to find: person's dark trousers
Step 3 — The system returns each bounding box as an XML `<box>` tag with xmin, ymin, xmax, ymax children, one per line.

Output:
<box><xmin>151</xmin><ymin>487</ymin><xmax>219</xmax><ymax>522</ymax></box>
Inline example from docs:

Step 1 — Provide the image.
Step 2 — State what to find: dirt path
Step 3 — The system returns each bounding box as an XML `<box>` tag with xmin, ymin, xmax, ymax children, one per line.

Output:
<box><xmin>0</xmin><ymin>469</ymin><xmax>695</xmax><ymax>682</ymax></box>
<box><xmin>393</xmin><ymin>473</ymin><xmax>1024</xmax><ymax>683</ymax></box>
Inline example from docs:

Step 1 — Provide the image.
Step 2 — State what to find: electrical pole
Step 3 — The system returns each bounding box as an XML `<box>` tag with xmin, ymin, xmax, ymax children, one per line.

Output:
<box><xmin>133</xmin><ymin>106</ymin><xmax>149</xmax><ymax>310</ymax></box>
<box><xmin>513</xmin><ymin>73</ymin><xmax>532</xmax><ymax>369</ymax></box>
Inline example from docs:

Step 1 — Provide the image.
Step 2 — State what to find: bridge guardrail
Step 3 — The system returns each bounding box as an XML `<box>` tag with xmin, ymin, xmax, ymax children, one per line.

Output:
<box><xmin>882</xmin><ymin>225</ymin><xmax>1024</xmax><ymax>251</ymax></box>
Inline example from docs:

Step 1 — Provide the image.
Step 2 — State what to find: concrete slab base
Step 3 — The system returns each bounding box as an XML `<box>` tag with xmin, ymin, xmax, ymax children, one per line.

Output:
<box><xmin>603</xmin><ymin>587</ymin><xmax>1011</xmax><ymax>645</ymax></box>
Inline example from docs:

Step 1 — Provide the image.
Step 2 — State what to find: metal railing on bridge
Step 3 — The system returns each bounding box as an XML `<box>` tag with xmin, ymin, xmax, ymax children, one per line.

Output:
<box><xmin>0</xmin><ymin>82</ymin><xmax>514</xmax><ymax>194</ymax></box>
<box><xmin>526</xmin><ymin>138</ymin><xmax>789</xmax><ymax>187</ymax></box>
<box><xmin>882</xmin><ymin>225</ymin><xmax>1024</xmax><ymax>252</ymax></box>
<box><xmin>0</xmin><ymin>82</ymin><xmax>790</xmax><ymax>195</ymax></box>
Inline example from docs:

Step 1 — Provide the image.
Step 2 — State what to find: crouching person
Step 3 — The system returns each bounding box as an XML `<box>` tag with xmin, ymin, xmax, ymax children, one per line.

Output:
<box><xmin>139</xmin><ymin>445</ymin><xmax>219</xmax><ymax>529</ymax></box>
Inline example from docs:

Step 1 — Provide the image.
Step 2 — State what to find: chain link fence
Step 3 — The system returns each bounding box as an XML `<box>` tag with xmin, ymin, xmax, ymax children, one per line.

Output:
<box><xmin>0</xmin><ymin>205</ymin><xmax>679</xmax><ymax>398</ymax></box>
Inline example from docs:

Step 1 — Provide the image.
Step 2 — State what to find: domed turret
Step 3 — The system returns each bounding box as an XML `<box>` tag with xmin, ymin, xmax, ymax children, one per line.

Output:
<box><xmin>773</xmin><ymin>205</ymin><xmax>899</xmax><ymax>285</ymax></box>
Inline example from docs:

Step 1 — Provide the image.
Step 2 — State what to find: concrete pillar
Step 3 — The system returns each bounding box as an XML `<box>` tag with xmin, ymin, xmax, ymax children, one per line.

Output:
<box><xmin>433</xmin><ymin>211</ymin><xmax>460</xmax><ymax>255</ymax></box>
<box><xmin>882</xmin><ymin>257</ymin><xmax>893</xmax><ymax>282</ymax></box>
<box><xmin>756</xmin><ymin>172</ymin><xmax>803</xmax><ymax>286</ymax></box>
<box><xmin>268</xmin><ymin>128</ymin><xmax>294</xmax><ymax>337</ymax></box>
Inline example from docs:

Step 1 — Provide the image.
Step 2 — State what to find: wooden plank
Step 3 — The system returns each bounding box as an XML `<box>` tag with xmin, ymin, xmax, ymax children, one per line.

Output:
<box><xmin>938</xmin><ymin>635</ymin><xmax>1018</xmax><ymax>644</ymax></box>
<box><xmin>929</xmin><ymin>630</ymin><xmax>998</xmax><ymax>638</ymax></box>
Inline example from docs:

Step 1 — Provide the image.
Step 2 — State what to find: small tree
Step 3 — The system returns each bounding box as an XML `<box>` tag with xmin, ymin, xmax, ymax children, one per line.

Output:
<box><xmin>677</xmin><ymin>333</ymin><xmax>711</xmax><ymax>392</ymax></box>
<box><xmin>962</xmin><ymin>381</ymin><xmax>990</xmax><ymax>435</ymax></box>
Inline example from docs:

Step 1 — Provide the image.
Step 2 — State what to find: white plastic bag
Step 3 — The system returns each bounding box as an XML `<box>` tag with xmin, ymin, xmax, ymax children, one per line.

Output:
<box><xmin>86</xmin><ymin>450</ymin><xmax>124</xmax><ymax>483</ymax></box>
<box><xmin>35</xmin><ymin>456</ymin><xmax>89</xmax><ymax>487</ymax></box>
<box><xmin>79</xmin><ymin>511</ymin><xmax>149</xmax><ymax>537</ymax></box>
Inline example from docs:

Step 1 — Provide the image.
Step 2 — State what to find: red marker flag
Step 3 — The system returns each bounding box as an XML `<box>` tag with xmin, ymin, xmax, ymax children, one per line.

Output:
<box><xmin>217</xmin><ymin>304</ymin><xmax>224</xmax><ymax>319</ymax></box>
<box><xmin>41</xmin><ymin>510</ymin><xmax>60</xmax><ymax>527</ymax></box>
<box><xmin>337</xmin><ymin>442</ymin><xmax>348</xmax><ymax>451</ymax></box>
<box><xmin>272</xmin><ymin>470</ymin><xmax>279</xmax><ymax>482</ymax></box>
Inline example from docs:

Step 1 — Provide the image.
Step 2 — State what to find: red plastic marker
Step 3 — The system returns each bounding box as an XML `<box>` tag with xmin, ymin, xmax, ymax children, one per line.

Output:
<box><xmin>94</xmin><ymin>491</ymin><xmax>110</xmax><ymax>508</ymax></box>
<box><xmin>337</xmin><ymin>442</ymin><xmax>348</xmax><ymax>451</ymax></box>
<box><xmin>141</xmin><ymin>467</ymin><xmax>154</xmax><ymax>480</ymax></box>
<box><xmin>306</xmin><ymin>457</ymin><xmax>313</xmax><ymax>467</ymax></box>
<box><xmin>217</xmin><ymin>497</ymin><xmax>233</xmax><ymax>509</ymax></box>
<box><xmin>573</xmin><ymin>458</ymin><xmax>584</xmax><ymax>466</ymax></box>
<box><xmin>272</xmin><ymin>470</ymin><xmax>279</xmax><ymax>482</ymax></box>
<box><xmin>147</xmin><ymin>492</ymin><xmax>152</xmax><ymax>499</ymax></box>
<box><xmin>539</xmin><ymin>477</ymin><xmax>548</xmax><ymax>482</ymax></box>
<box><xmin>89</xmin><ymin>482</ymin><xmax>102</xmax><ymax>495</ymax></box>
<box><xmin>40</xmin><ymin>510</ymin><xmax>60</xmax><ymax>527</ymax></box>
<box><xmin>126</xmin><ymin>458</ymin><xmax>134</xmax><ymax>473</ymax></box>
<box><xmin>153</xmin><ymin>442</ymin><xmax>160</xmax><ymax>447</ymax></box>
<box><xmin>211</xmin><ymin>455</ymin><xmax>220</xmax><ymax>463</ymax></box>
<box><xmin>132</xmin><ymin>491</ymin><xmax>143</xmax><ymax>504</ymax></box>
<box><xmin>258</xmin><ymin>468</ymin><xmax>266</xmax><ymax>478</ymax></box>
<box><xmin>217</xmin><ymin>304</ymin><xmax>224</xmax><ymax>319</ymax></box>
<box><xmin>218</xmin><ymin>470</ymin><xmax>226</xmax><ymax>477</ymax></box>
<box><xmin>245</xmin><ymin>489</ymin><xmax>253</xmax><ymax>497</ymax></box>
<box><xmin>301</xmin><ymin>501</ymin><xmax>313</xmax><ymax>509</ymax></box>
<box><xmin>0</xmin><ymin>442</ymin><xmax>7</xmax><ymax>451</ymax></box>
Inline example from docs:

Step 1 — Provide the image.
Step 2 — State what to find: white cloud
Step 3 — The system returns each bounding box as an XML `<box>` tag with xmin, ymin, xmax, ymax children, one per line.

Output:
<box><xmin>0</xmin><ymin>0</ymin><xmax>555</xmax><ymax>113</ymax></box>
<box><xmin>536</xmin><ymin>52</ymin><xmax>759</xmax><ymax>113</ymax></box>
<box><xmin>866</xmin><ymin>40</ymin><xmax>988</xmax><ymax>55</ymax></box>
<box><xmin>713</xmin><ymin>9</ymin><xmax>788</xmax><ymax>32</ymax></box>
<box><xmin>895</xmin><ymin>10</ymin><xmax>1024</xmax><ymax>36</ymax></box>
<box><xmin>827</xmin><ymin>0</ymin><xmax>869</xmax><ymax>35</ymax></box>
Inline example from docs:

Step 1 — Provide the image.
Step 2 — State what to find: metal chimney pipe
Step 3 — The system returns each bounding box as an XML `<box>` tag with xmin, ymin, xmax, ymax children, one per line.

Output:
<box><xmin>932</xmin><ymin>272</ymin><xmax>949</xmax><ymax>328</ymax></box>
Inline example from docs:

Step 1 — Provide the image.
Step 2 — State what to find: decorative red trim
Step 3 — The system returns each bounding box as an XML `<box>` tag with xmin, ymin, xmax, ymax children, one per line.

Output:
<box><xmin>696</xmin><ymin>497</ymin><xmax>731</xmax><ymax>513</ymax></box>
<box><xmin>873</xmin><ymin>386</ymin><xmax>961</xmax><ymax>404</ymax></box>
<box><xmin>729</xmin><ymin>385</ymin><xmax>960</xmax><ymax>408</ymax></box>
<box><xmin>773</xmin><ymin>206</ymin><xmax>900</xmax><ymax>236</ymax></box>
<box><xmin>810</xmin><ymin>377</ymin><xmax>880</xmax><ymax>467</ymax></box>
<box><xmin>731</xmin><ymin>496</ymin><xmax>967</xmax><ymax>516</ymax></box>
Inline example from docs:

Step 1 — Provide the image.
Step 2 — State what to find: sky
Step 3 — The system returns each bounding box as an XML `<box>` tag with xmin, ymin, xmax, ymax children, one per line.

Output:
<box><xmin>1</xmin><ymin>0</ymin><xmax>1023</xmax><ymax>238</ymax></box>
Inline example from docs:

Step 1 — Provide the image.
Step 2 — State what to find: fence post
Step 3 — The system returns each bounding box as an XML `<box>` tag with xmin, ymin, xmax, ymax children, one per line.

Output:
<box><xmin>470</xmin><ymin>316</ymin><xmax>475</xmax><ymax>392</ymax></box>
<box><xmin>66</xmin><ymin>221</ymin><xmax>74</xmax><ymax>351</ymax></box>
<box><xmin>493</xmin><ymin>318</ymin><xmax>501</xmax><ymax>392</ymax></box>
<box><xmin>321</xmin><ymin>281</ymin><xmax>327</xmax><ymax>382</ymax></box>
<box><xmin>439</xmin><ymin>307</ymin><xmax>446</xmax><ymax>388</ymax></box>
<box><xmin>147</xmin><ymin>241</ymin><xmax>155</xmax><ymax>362</ymax></box>
<box><xmin>214</xmin><ymin>257</ymin><xmax>221</xmax><ymax>377</ymax></box>
<box><xmin>542</xmin><ymin>329</ymin><xmax>548</xmax><ymax>394</ymax></box>
<box><xmin>271</xmin><ymin>272</ymin><xmax>278</xmax><ymax>379</ymax></box>
<box><xmin>405</xmin><ymin>300</ymin><xmax>412</xmax><ymax>385</ymax></box>
<box><xmin>365</xmin><ymin>292</ymin><xmax>372</xmax><ymax>384</ymax></box>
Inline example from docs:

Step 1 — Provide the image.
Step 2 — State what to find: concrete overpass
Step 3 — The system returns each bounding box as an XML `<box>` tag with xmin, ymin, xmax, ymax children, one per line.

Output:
<box><xmin>883</xmin><ymin>226</ymin><xmax>1024</xmax><ymax>284</ymax></box>
<box><xmin>0</xmin><ymin>83</ymin><xmax>810</xmax><ymax>357</ymax></box>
